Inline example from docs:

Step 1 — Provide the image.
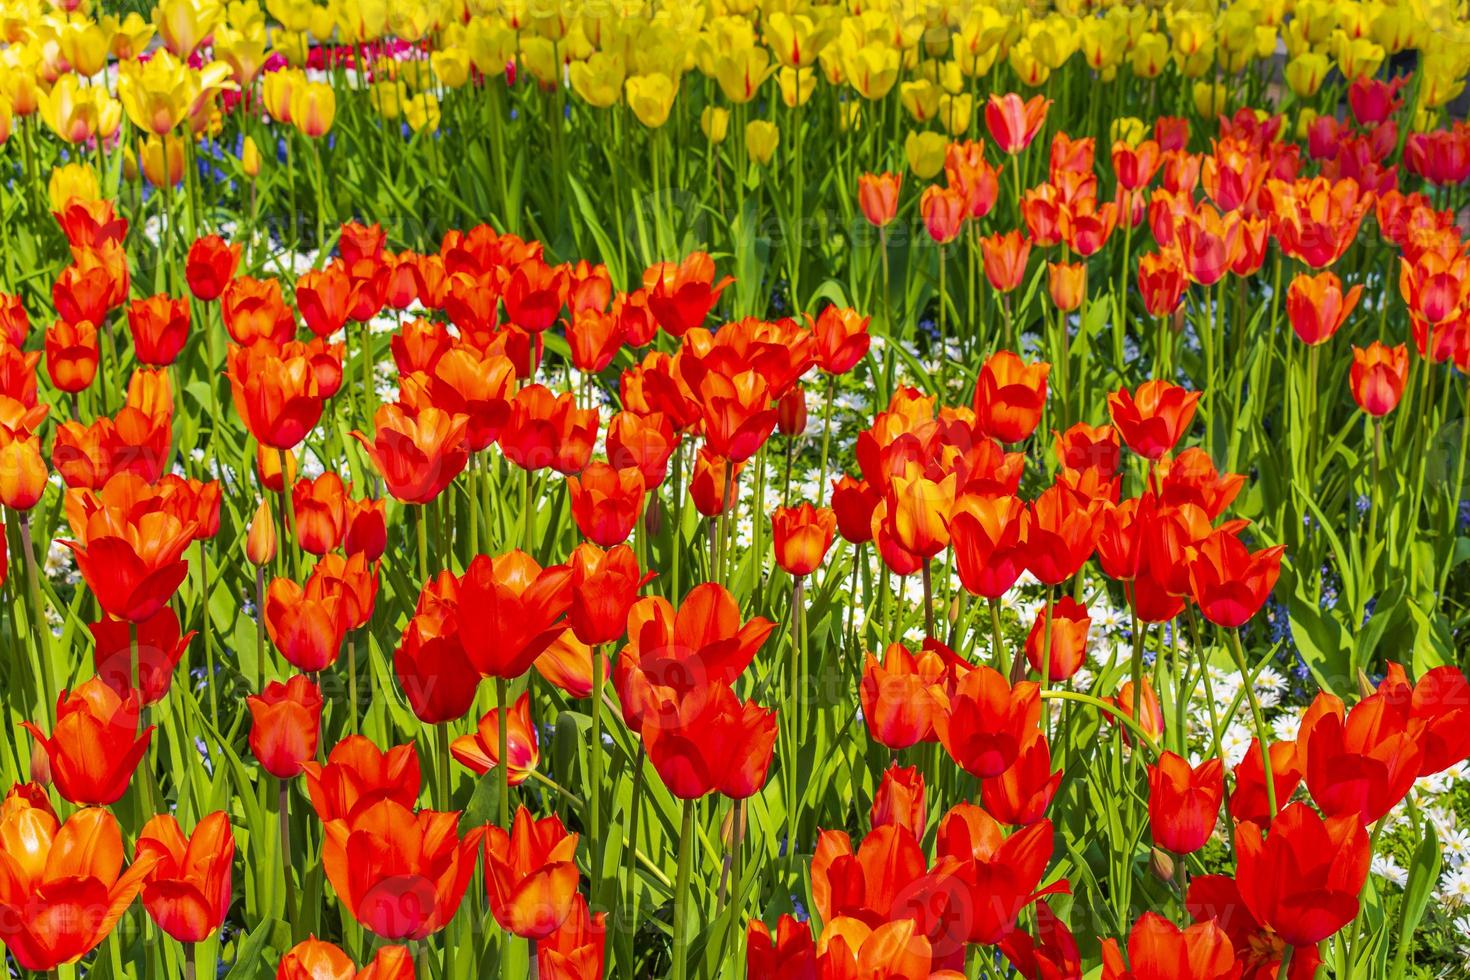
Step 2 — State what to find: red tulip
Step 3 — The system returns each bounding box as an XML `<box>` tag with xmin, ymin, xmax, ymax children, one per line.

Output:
<box><xmin>982</xmin><ymin>733</ymin><xmax>1061</xmax><ymax>826</ymax></box>
<box><xmin>296</xmin><ymin>262</ymin><xmax>356</xmax><ymax>338</ymax></box>
<box><xmin>979</xmin><ymin>230</ymin><xmax>1032</xmax><ymax>293</ymax></box>
<box><xmin>642</xmin><ymin>682</ymin><xmax>778</xmax><ymax>800</ymax></box>
<box><xmin>949</xmin><ymin>493</ymin><xmax>1027</xmax><ymax>599</ymax></box>
<box><xmin>538</xmin><ymin>893</ymin><xmax>606</xmax><ymax>980</ymax></box>
<box><xmin>277</xmin><ymin>939</ymin><xmax>415</xmax><ymax>980</ymax></box>
<box><xmin>226</xmin><ymin>343</ymin><xmax>324</xmax><ymax>450</ymax></box>
<box><xmin>127</xmin><ymin>294</ymin><xmax>190</xmax><ymax>365</ymax></box>
<box><xmin>999</xmin><ymin>902</ymin><xmax>1081</xmax><ymax>980</ymax></box>
<box><xmin>869</xmin><ymin>764</ymin><xmax>927</xmax><ymax>840</ymax></box>
<box><xmin>938</xmin><ymin>811</ymin><xmax>1068</xmax><ymax>944</ymax></box>
<box><xmin>1286</xmin><ymin>271</ymin><xmax>1362</xmax><ymax>346</ymax></box>
<box><xmin>457</xmin><ymin>550</ymin><xmax>572</xmax><ymax>680</ymax></box>
<box><xmin>859</xmin><ymin>640</ymin><xmax>967</xmax><ymax>749</ymax></box>
<box><xmin>1187</xmin><ymin>530</ymin><xmax>1284</xmax><ymax>628</ymax></box>
<box><xmin>973</xmin><ymin>351</ymin><xmax>1049</xmax><ymax>444</ymax></box>
<box><xmin>44</xmin><ymin>319</ymin><xmax>99</xmax><ymax>392</ymax></box>
<box><xmin>395</xmin><ymin>599</ymin><xmax>481</xmax><ymax>725</ymax></box>
<box><xmin>1147</xmin><ymin>752</ymin><xmax>1224</xmax><ymax>854</ymax></box>
<box><xmin>811</xmin><ymin>305</ymin><xmax>871</xmax><ymax>375</ymax></box>
<box><xmin>186</xmin><ymin>235</ymin><xmax>241</xmax><ymax>301</ymax></box>
<box><xmin>1349</xmin><ymin>342</ymin><xmax>1409</xmax><ymax>416</ymax></box>
<box><xmin>1187</xmin><ymin>874</ymin><xmax>1322</xmax><ymax>980</ymax></box>
<box><xmin>642</xmin><ymin>252</ymin><xmax>732</xmax><ymax>337</ymax></box>
<box><xmin>568</xmin><ymin>542</ymin><xmax>649</xmax><ymax>646</ymax></box>
<box><xmin>266</xmin><ymin>577</ymin><xmax>347</xmax><ymax>672</ymax></box>
<box><xmin>1228</xmin><ymin>738</ymin><xmax>1302</xmax><ymax>829</ymax></box>
<box><xmin>1298</xmin><ymin>689</ymin><xmax>1420</xmax><ymax>824</ymax></box>
<box><xmin>605</xmin><ymin>411</ymin><xmax>676</xmax><ymax>488</ymax></box>
<box><xmin>483</xmin><ymin>805</ymin><xmax>580</xmax><ymax>939</ymax></box>
<box><xmin>568</xmin><ymin>463</ymin><xmax>645</xmax><ymax>546</ymax></box>
<box><xmin>500</xmin><ymin>384</ymin><xmax>598</xmax><ymax>475</ymax></box>
<box><xmin>222</xmin><ymin>276</ymin><xmax>296</xmax><ymax>346</ymax></box>
<box><xmin>830</xmin><ymin>474</ymin><xmax>879</xmax><ymax>545</ymax></box>
<box><xmin>135</xmin><ymin>811</ymin><xmax>234</xmax><ymax>942</ymax></box>
<box><xmin>857</xmin><ymin>172</ymin><xmax>901</xmax><ymax>228</ymax></box>
<box><xmin>1021</xmin><ymin>484</ymin><xmax>1097</xmax><ymax>585</ymax></box>
<box><xmin>247</xmin><ymin>674</ymin><xmax>323</xmax><ymax>779</ymax></box>
<box><xmin>353</xmin><ymin>404</ymin><xmax>469</xmax><ymax>503</ymax></box>
<box><xmin>1233</xmin><ymin>802</ymin><xmax>1369</xmax><ymax>946</ymax></box>
<box><xmin>920</xmin><ymin>185</ymin><xmax>967</xmax><ymax>245</ymax></box>
<box><xmin>1377</xmin><ymin>662</ymin><xmax>1470</xmax><ymax>776</ymax></box>
<box><xmin>23</xmin><ymin>677</ymin><xmax>153</xmax><ymax>805</ymax></box>
<box><xmin>63</xmin><ymin>502</ymin><xmax>195</xmax><ymax>622</ymax></box>
<box><xmin>91</xmin><ymin>606</ymin><xmax>194</xmax><ymax>706</ymax></box>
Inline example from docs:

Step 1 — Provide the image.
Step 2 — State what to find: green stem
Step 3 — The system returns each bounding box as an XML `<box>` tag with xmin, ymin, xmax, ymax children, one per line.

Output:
<box><xmin>1227</xmin><ymin>628</ymin><xmax>1277</xmax><ymax>817</ymax></box>
<box><xmin>670</xmin><ymin>797</ymin><xmax>696</xmax><ymax>980</ymax></box>
<box><xmin>497</xmin><ymin>677</ymin><xmax>510</xmax><ymax>828</ymax></box>
<box><xmin>589</xmin><ymin>645</ymin><xmax>605</xmax><ymax>911</ymax></box>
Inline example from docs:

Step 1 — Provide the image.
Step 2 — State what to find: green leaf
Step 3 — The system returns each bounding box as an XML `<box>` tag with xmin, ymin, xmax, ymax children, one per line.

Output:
<box><xmin>1390</xmin><ymin>823</ymin><xmax>1442</xmax><ymax>980</ymax></box>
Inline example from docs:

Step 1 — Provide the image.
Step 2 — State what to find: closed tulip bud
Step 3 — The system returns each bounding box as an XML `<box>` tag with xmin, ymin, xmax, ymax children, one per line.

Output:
<box><xmin>1147</xmin><ymin>752</ymin><xmax>1225</xmax><ymax>854</ymax></box>
<box><xmin>745</xmin><ymin>119</ymin><xmax>779</xmax><ymax>165</ymax></box>
<box><xmin>291</xmin><ymin>82</ymin><xmax>335</xmax><ymax>137</ymax></box>
<box><xmin>920</xmin><ymin>185</ymin><xmax>967</xmax><ymax>244</ymax></box>
<box><xmin>44</xmin><ymin>319</ymin><xmax>99</xmax><ymax>393</ymax></box>
<box><xmin>776</xmin><ymin>387</ymin><xmax>806</xmax><ymax>436</ymax></box>
<box><xmin>1024</xmin><ymin>596</ymin><xmax>1091</xmax><ymax>681</ymax></box>
<box><xmin>0</xmin><ymin>435</ymin><xmax>48</xmax><ymax>510</ymax></box>
<box><xmin>47</xmin><ymin>162</ymin><xmax>100</xmax><ymax>212</ymax></box>
<box><xmin>241</xmin><ymin>134</ymin><xmax>260</xmax><ymax>177</ymax></box>
<box><xmin>1148</xmin><ymin>846</ymin><xmax>1176</xmax><ymax>882</ymax></box>
<box><xmin>126</xmin><ymin>294</ymin><xmax>190</xmax><ymax>366</ymax></box>
<box><xmin>700</xmin><ymin>106</ymin><xmax>729</xmax><ymax>145</ymax></box>
<box><xmin>140</xmin><ymin>134</ymin><xmax>185</xmax><ymax>187</ymax></box>
<box><xmin>247</xmin><ymin>675</ymin><xmax>323</xmax><ymax>779</ymax></box>
<box><xmin>568</xmin><ymin>463</ymin><xmax>645</xmax><ymax>547</ymax></box>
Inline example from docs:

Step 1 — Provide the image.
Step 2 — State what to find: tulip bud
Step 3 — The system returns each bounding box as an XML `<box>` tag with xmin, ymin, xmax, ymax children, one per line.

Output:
<box><xmin>1149</xmin><ymin>846</ymin><xmax>1175</xmax><ymax>883</ymax></box>
<box><xmin>700</xmin><ymin>106</ymin><xmax>729</xmax><ymax>145</ymax></box>
<box><xmin>776</xmin><ymin>388</ymin><xmax>806</xmax><ymax>436</ymax></box>
<box><xmin>241</xmin><ymin>135</ymin><xmax>260</xmax><ymax>177</ymax></box>
<box><xmin>246</xmin><ymin>499</ymin><xmax>277</xmax><ymax>566</ymax></box>
<box><xmin>1357</xmin><ymin>668</ymin><xmax>1377</xmax><ymax>701</ymax></box>
<box><xmin>643</xmin><ymin>495</ymin><xmax>664</xmax><ymax>537</ymax></box>
<box><xmin>745</xmin><ymin>119</ymin><xmax>779</xmax><ymax>166</ymax></box>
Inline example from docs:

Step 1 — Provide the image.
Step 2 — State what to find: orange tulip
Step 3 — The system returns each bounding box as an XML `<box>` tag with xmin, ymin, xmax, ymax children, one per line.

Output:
<box><xmin>292</xmin><ymin>473</ymin><xmax>349</xmax><ymax>554</ymax></box>
<box><xmin>23</xmin><ymin>677</ymin><xmax>153</xmax><ymax>805</ymax></box>
<box><xmin>221</xmin><ymin>275</ymin><xmax>296</xmax><ymax>346</ymax></box>
<box><xmin>920</xmin><ymin>185</ymin><xmax>967</xmax><ymax>245</ymax></box>
<box><xmin>406</xmin><ymin>345</ymin><xmax>515</xmax><ymax>452</ymax></box>
<box><xmin>606</xmin><ymin>411</ymin><xmax>676</xmax><ymax>488</ymax></box>
<box><xmin>227</xmin><ymin>343</ymin><xmax>324</xmax><ymax>451</ymax></box>
<box><xmin>568</xmin><ymin>542</ymin><xmax>649</xmax><ymax>647</ymax></box>
<box><xmin>690</xmin><ymin>447</ymin><xmax>742</xmax><ymax>516</ymax></box>
<box><xmin>44</xmin><ymin>319</ymin><xmax>99</xmax><ymax>392</ymax></box>
<box><xmin>247</xmin><ymin>674</ymin><xmax>323</xmax><ymax>779</ymax></box>
<box><xmin>857</xmin><ymin>172</ymin><xmax>901</xmax><ymax>228</ymax></box>
<box><xmin>503</xmin><ymin>258</ymin><xmax>569</xmax><ymax>332</ymax></box>
<box><xmin>1047</xmin><ymin>261</ymin><xmax>1086</xmax><ymax>312</ymax></box>
<box><xmin>983</xmin><ymin>733</ymin><xmax>1061</xmax><ymax>826</ymax></box>
<box><xmin>811</xmin><ymin>305</ymin><xmax>871</xmax><ymax>375</ymax></box>
<box><xmin>567</xmin><ymin>308</ymin><xmax>623</xmax><ymax>374</ymax></box>
<box><xmin>859</xmin><ymin>640</ymin><xmax>967</xmax><ymax>749</ymax></box>
<box><xmin>323</xmin><ymin>800</ymin><xmax>485</xmax><ymax>940</ymax></box>
<box><xmin>973</xmin><ymin>350</ymin><xmax>1050</xmax><ymax>444</ymax></box>
<box><xmin>353</xmin><ymin>404</ymin><xmax>469</xmax><ymax>503</ymax></box>
<box><xmin>296</xmin><ymin>262</ymin><xmax>356</xmax><ymax>338</ymax></box>
<box><xmin>979</xmin><ymin>230</ymin><xmax>1031</xmax><ymax>293</ymax></box>
<box><xmin>641</xmin><ymin>682</ymin><xmax>779</xmax><ymax>800</ymax></box>
<box><xmin>127</xmin><ymin>294</ymin><xmax>190</xmax><ymax>365</ymax></box>
<box><xmin>696</xmin><ymin>368</ymin><xmax>777</xmax><ymax>463</ymax></box>
<box><xmin>1106</xmin><ymin>678</ymin><xmax>1165</xmax><ymax>746</ymax></box>
<box><xmin>1287</xmin><ymin>271</ymin><xmax>1363</xmax><ymax>346</ymax></box>
<box><xmin>1350</xmin><ymin>342</ymin><xmax>1409</xmax><ymax>416</ymax></box>
<box><xmin>0</xmin><ymin>292</ymin><xmax>29</xmax><ymax>347</ymax></box>
<box><xmin>277</xmin><ymin>939</ymin><xmax>415</xmax><ymax>980</ymax></box>
<box><xmin>0</xmin><ymin>804</ymin><xmax>159</xmax><ymax>971</ymax></box>
<box><xmin>344</xmin><ymin>496</ymin><xmax>388</xmax><ymax>561</ymax></box>
<box><xmin>0</xmin><ymin>432</ymin><xmax>48</xmax><ymax>510</ymax></box>
<box><xmin>452</xmin><ymin>692</ymin><xmax>539</xmax><ymax>785</ymax></box>
<box><xmin>1147</xmin><ymin>752</ymin><xmax>1225</xmax><ymax>855</ymax></box>
<box><xmin>395</xmin><ymin>599</ymin><xmax>481</xmax><ymax>726</ymax></box>
<box><xmin>1137</xmin><ymin>251</ymin><xmax>1188</xmax><ymax>317</ymax></box>
<box><xmin>52</xmin><ymin>262</ymin><xmax>115</xmax><ymax>327</ymax></box>
<box><xmin>883</xmin><ymin>465</ymin><xmax>957</xmax><ymax>559</ymax></box>
<box><xmin>266</xmin><ymin>576</ymin><xmax>347</xmax><ymax>672</ymax></box>
<box><xmin>135</xmin><ymin>811</ymin><xmax>234</xmax><ymax>942</ymax></box>
<box><xmin>538</xmin><ymin>893</ymin><xmax>606</xmax><ymax>980</ymax></box>
<box><xmin>771</xmin><ymin>503</ymin><xmax>837</xmax><ymax>576</ymax></box>
<box><xmin>246</xmin><ymin>498</ymin><xmax>277</xmax><ymax>565</ymax></box>
<box><xmin>950</xmin><ymin>492</ymin><xmax>1027</xmax><ymax>599</ymax></box>
<box><xmin>932</xmin><ymin>665</ymin><xmax>1041</xmax><ymax>778</ymax></box>
<box><xmin>301</xmin><ymin>734</ymin><xmax>422</xmax><ymax>824</ymax></box>
<box><xmin>483</xmin><ymin>805</ymin><xmax>580</xmax><ymax>940</ymax></box>
<box><xmin>1024</xmin><ymin>596</ymin><xmax>1091</xmax><ymax>681</ymax></box>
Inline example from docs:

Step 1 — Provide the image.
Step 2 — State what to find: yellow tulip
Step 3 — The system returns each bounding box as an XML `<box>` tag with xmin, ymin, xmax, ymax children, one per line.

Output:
<box><xmin>712</xmin><ymin>45</ymin><xmax>772</xmax><ymax>105</ymax></box>
<box><xmin>1294</xmin><ymin>0</ymin><xmax>1337</xmax><ymax>46</ymax></box>
<box><xmin>839</xmin><ymin>100</ymin><xmax>862</xmax><ymax>133</ymax></box>
<box><xmin>140</xmin><ymin>133</ymin><xmax>186</xmax><ymax>187</ymax></box>
<box><xmin>369</xmin><ymin>80</ymin><xmax>406</xmax><ymax>119</ymax></box>
<box><xmin>1420</xmin><ymin>66</ymin><xmax>1466</xmax><ymax>110</ymax></box>
<box><xmin>777</xmin><ymin>67</ymin><xmax>815</xmax><ymax>108</ymax></box>
<box><xmin>1110</xmin><ymin>116</ymin><xmax>1146</xmax><ymax>148</ymax></box>
<box><xmin>1295</xmin><ymin>108</ymin><xmax>1319</xmax><ymax>143</ymax></box>
<box><xmin>1193</xmin><ymin>81</ymin><xmax>1228</xmax><ymax>119</ymax></box>
<box><xmin>272</xmin><ymin>29</ymin><xmax>310</xmax><ymax>67</ymax></box>
<box><xmin>306</xmin><ymin>4</ymin><xmax>336</xmax><ymax>42</ymax></box>
<box><xmin>899</xmin><ymin>79</ymin><xmax>941</xmax><ymax>122</ymax></box>
<box><xmin>215</xmin><ymin>24</ymin><xmax>268</xmax><ymax>85</ymax></box>
<box><xmin>843</xmin><ymin>41</ymin><xmax>899</xmax><ymax>101</ymax></box>
<box><xmin>242</xmin><ymin>133</ymin><xmax>260</xmax><ymax>177</ymax></box>
<box><xmin>569</xmin><ymin>51</ymin><xmax>625</xmax><ymax>108</ymax></box>
<box><xmin>226</xmin><ymin>1</ymin><xmax>265</xmax><ymax>31</ymax></box>
<box><xmin>48</xmin><ymin>161</ymin><xmax>99</xmax><ymax>210</ymax></box>
<box><xmin>389</xmin><ymin>3</ymin><xmax>436</xmax><ymax>42</ymax></box>
<box><xmin>107</xmin><ymin>13</ymin><xmax>157</xmax><ymax>60</ymax></box>
<box><xmin>117</xmin><ymin>50</ymin><xmax>193</xmax><ymax>135</ymax></box>
<box><xmin>154</xmin><ymin>0</ymin><xmax>225</xmax><ymax>57</ymax></box>
<box><xmin>265</xmin><ymin>0</ymin><xmax>311</xmax><ymax>33</ymax></box>
<box><xmin>938</xmin><ymin>93</ymin><xmax>972</xmax><ymax>136</ymax></box>
<box><xmin>1</xmin><ymin>50</ymin><xmax>42</xmax><ymax>117</ymax></box>
<box><xmin>745</xmin><ymin>118</ymin><xmax>778</xmax><ymax>165</ymax></box>
<box><xmin>700</xmin><ymin>105</ymin><xmax>729</xmax><ymax>144</ymax></box>
<box><xmin>1372</xmin><ymin>6</ymin><xmax>1418</xmax><ymax>53</ymax></box>
<box><xmin>38</xmin><ymin>74</ymin><xmax>101</xmax><ymax>143</ymax></box>
<box><xmin>1008</xmin><ymin>38</ymin><xmax>1051</xmax><ymax>87</ymax></box>
<box><xmin>59</xmin><ymin>19</ymin><xmax>109</xmax><ymax>77</ymax></box>
<box><xmin>519</xmin><ymin>36</ymin><xmax>558</xmax><ymax>87</ymax></box>
<box><xmin>1284</xmin><ymin>51</ymin><xmax>1329</xmax><ymax>97</ymax></box>
<box><xmin>1335</xmin><ymin>34</ymin><xmax>1385</xmax><ymax>81</ymax></box>
<box><xmin>399</xmin><ymin>59</ymin><xmax>435</xmax><ymax>92</ymax></box>
<box><xmin>338</xmin><ymin>0</ymin><xmax>389</xmax><ymax>43</ymax></box>
<box><xmin>263</xmin><ymin>68</ymin><xmax>299</xmax><ymax>122</ymax></box>
<box><xmin>904</xmin><ymin>130</ymin><xmax>946</xmax><ymax>179</ymax></box>
<box><xmin>1078</xmin><ymin>18</ymin><xmax>1119</xmax><ymax>72</ymax></box>
<box><xmin>431</xmin><ymin>48</ymin><xmax>472</xmax><ymax>89</ymax></box>
<box><xmin>290</xmin><ymin>80</ymin><xmax>335</xmax><ymax>137</ymax></box>
<box><xmin>405</xmin><ymin>93</ymin><xmax>440</xmax><ymax>133</ymax></box>
<box><xmin>764</xmin><ymin>11</ymin><xmax>833</xmax><ymax>69</ymax></box>
<box><xmin>624</xmin><ymin>72</ymin><xmax>677</xmax><ymax>129</ymax></box>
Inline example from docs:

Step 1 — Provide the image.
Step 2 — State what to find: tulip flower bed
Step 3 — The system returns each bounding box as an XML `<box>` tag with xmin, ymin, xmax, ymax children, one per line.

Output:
<box><xmin>7</xmin><ymin>1</ymin><xmax>1470</xmax><ymax>979</ymax></box>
